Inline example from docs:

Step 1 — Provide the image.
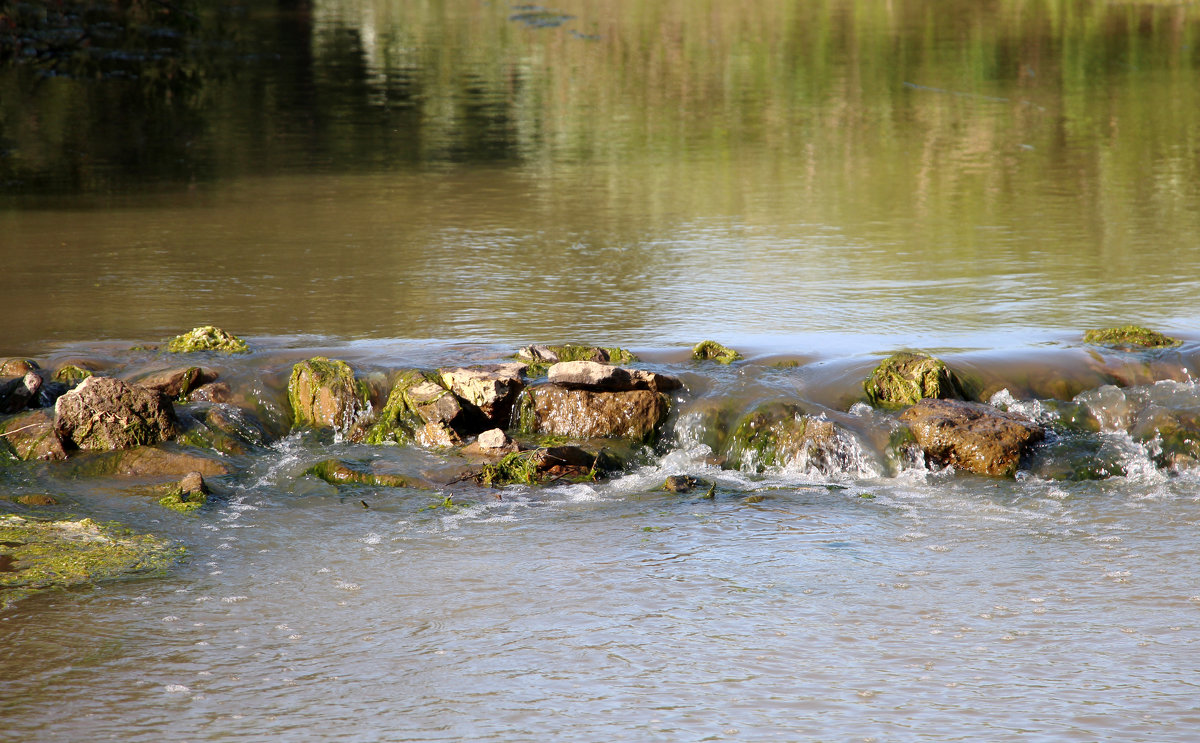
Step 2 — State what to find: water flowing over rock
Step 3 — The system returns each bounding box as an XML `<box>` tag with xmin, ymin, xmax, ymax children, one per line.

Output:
<box><xmin>864</xmin><ymin>352</ymin><xmax>965</xmax><ymax>408</ymax></box>
<box><xmin>68</xmin><ymin>447</ymin><xmax>231</xmax><ymax>479</ymax></box>
<box><xmin>515</xmin><ymin>384</ymin><xmax>670</xmax><ymax>442</ymax></box>
<box><xmin>54</xmin><ymin>376</ymin><xmax>178</xmax><ymax>451</ymax></box>
<box><xmin>287</xmin><ymin>357</ymin><xmax>369</xmax><ymax>433</ymax></box>
<box><xmin>899</xmin><ymin>399</ymin><xmax>1044</xmax><ymax>477</ymax></box>
<box><xmin>516</xmin><ymin>344</ymin><xmax>638</xmax><ymax>376</ymax></box>
<box><xmin>0</xmin><ymin>410</ymin><xmax>68</xmax><ymax>461</ymax></box>
<box><xmin>547</xmin><ymin>360</ymin><xmax>682</xmax><ymax>393</ymax></box>
<box><xmin>439</xmin><ymin>363</ymin><xmax>526</xmax><ymax>429</ymax></box>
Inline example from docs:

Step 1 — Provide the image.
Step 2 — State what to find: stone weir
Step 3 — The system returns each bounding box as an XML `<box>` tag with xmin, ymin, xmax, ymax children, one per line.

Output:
<box><xmin>2</xmin><ymin>326</ymin><xmax>1200</xmax><ymax>605</ymax></box>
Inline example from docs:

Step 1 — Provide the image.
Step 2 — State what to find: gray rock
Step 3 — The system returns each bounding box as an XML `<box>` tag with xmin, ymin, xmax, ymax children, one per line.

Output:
<box><xmin>439</xmin><ymin>363</ymin><xmax>526</xmax><ymax>428</ymax></box>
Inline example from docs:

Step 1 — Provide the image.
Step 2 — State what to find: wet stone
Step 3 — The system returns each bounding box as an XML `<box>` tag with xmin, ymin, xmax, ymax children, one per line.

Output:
<box><xmin>54</xmin><ymin>376</ymin><xmax>178</xmax><ymax>451</ymax></box>
<box><xmin>899</xmin><ymin>399</ymin><xmax>1044</xmax><ymax>477</ymax></box>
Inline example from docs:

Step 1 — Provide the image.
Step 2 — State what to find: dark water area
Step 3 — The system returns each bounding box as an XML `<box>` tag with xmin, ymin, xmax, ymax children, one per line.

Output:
<box><xmin>3</xmin><ymin>0</ymin><xmax>1200</xmax><ymax>740</ymax></box>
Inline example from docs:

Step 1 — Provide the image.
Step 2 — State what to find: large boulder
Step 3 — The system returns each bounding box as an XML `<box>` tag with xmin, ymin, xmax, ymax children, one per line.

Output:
<box><xmin>287</xmin><ymin>357</ymin><xmax>368</xmax><ymax>432</ymax></box>
<box><xmin>364</xmin><ymin>370</ymin><xmax>469</xmax><ymax>448</ymax></box>
<box><xmin>864</xmin><ymin>352</ymin><xmax>964</xmax><ymax>408</ymax></box>
<box><xmin>55</xmin><ymin>376</ymin><xmax>178</xmax><ymax>451</ymax></box>
<box><xmin>0</xmin><ymin>410</ymin><xmax>67</xmax><ymax>461</ymax></box>
<box><xmin>439</xmin><ymin>363</ymin><xmax>527</xmax><ymax>429</ymax></box>
<box><xmin>899</xmin><ymin>399</ymin><xmax>1044</xmax><ymax>477</ymax></box>
<box><xmin>515</xmin><ymin>384</ymin><xmax>670</xmax><ymax>442</ymax></box>
<box><xmin>547</xmin><ymin>360</ymin><xmax>681</xmax><ymax>393</ymax></box>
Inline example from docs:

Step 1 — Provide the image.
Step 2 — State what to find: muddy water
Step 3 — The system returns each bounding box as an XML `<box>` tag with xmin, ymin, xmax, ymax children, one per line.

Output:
<box><xmin>4</xmin><ymin>0</ymin><xmax>1200</xmax><ymax>740</ymax></box>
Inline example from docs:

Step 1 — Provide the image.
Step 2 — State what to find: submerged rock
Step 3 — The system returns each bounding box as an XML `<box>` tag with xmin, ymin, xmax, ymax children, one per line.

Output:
<box><xmin>515</xmin><ymin>384</ymin><xmax>670</xmax><ymax>443</ymax></box>
<box><xmin>864</xmin><ymin>352</ymin><xmax>964</xmax><ymax>408</ymax></box>
<box><xmin>477</xmin><ymin>446</ymin><xmax>599</xmax><ymax>486</ymax></box>
<box><xmin>691</xmin><ymin>340</ymin><xmax>743</xmax><ymax>364</ymax></box>
<box><xmin>364</xmin><ymin>370</ymin><xmax>469</xmax><ymax>447</ymax></box>
<box><xmin>548</xmin><ymin>360</ymin><xmax>682</xmax><ymax>393</ymax></box>
<box><xmin>304</xmin><ymin>459</ymin><xmax>418</xmax><ymax>489</ymax></box>
<box><xmin>133</xmin><ymin>366</ymin><xmax>218</xmax><ymax>400</ymax></box>
<box><xmin>53</xmin><ymin>363</ymin><xmax>95</xmax><ymax>386</ymax></box>
<box><xmin>899</xmin><ymin>399</ymin><xmax>1044</xmax><ymax>477</ymax></box>
<box><xmin>0</xmin><ymin>410</ymin><xmax>68</xmax><ymax>461</ymax></box>
<box><xmin>287</xmin><ymin>357</ymin><xmax>369</xmax><ymax>432</ymax></box>
<box><xmin>156</xmin><ymin>472</ymin><xmax>209</xmax><ymax>513</ymax></box>
<box><xmin>1083</xmin><ymin>325</ymin><xmax>1180</xmax><ymax>350</ymax></box>
<box><xmin>0</xmin><ymin>359</ymin><xmax>39</xmax><ymax>378</ymax></box>
<box><xmin>439</xmin><ymin>363</ymin><xmax>526</xmax><ymax>429</ymax></box>
<box><xmin>662</xmin><ymin>474</ymin><xmax>700</xmax><ymax>493</ymax></box>
<box><xmin>55</xmin><ymin>376</ymin><xmax>178</xmax><ymax>451</ymax></box>
<box><xmin>0</xmin><ymin>514</ymin><xmax>184</xmax><ymax>610</ymax></box>
<box><xmin>725</xmin><ymin>403</ymin><xmax>851</xmax><ymax>474</ymax></box>
<box><xmin>68</xmin><ymin>447</ymin><xmax>231</xmax><ymax>479</ymax></box>
<box><xmin>166</xmin><ymin>326</ymin><xmax>249</xmax><ymax>354</ymax></box>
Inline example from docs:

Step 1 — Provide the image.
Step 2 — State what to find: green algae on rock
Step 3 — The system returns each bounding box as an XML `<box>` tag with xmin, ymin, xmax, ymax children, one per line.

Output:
<box><xmin>0</xmin><ymin>514</ymin><xmax>184</xmax><ymax>610</ymax></box>
<box><xmin>54</xmin><ymin>376</ymin><xmax>179</xmax><ymax>450</ymax></box>
<box><xmin>516</xmin><ymin>344</ymin><xmax>639</xmax><ymax>377</ymax></box>
<box><xmin>863</xmin><ymin>352</ymin><xmax>964</xmax><ymax>408</ymax></box>
<box><xmin>53</xmin><ymin>364</ymin><xmax>94</xmax><ymax>386</ymax></box>
<box><xmin>1082</xmin><ymin>325</ymin><xmax>1181</xmax><ymax>350</ymax></box>
<box><xmin>691</xmin><ymin>340</ymin><xmax>742</xmax><ymax>364</ymax></box>
<box><xmin>0</xmin><ymin>410</ymin><xmax>68</xmax><ymax>461</ymax></box>
<box><xmin>478</xmin><ymin>446</ymin><xmax>599</xmax><ymax>486</ymax></box>
<box><xmin>304</xmin><ymin>459</ymin><xmax>417</xmax><ymax>489</ymax></box>
<box><xmin>363</xmin><ymin>370</ymin><xmax>468</xmax><ymax>447</ymax></box>
<box><xmin>725</xmin><ymin>402</ymin><xmax>838</xmax><ymax>472</ymax></box>
<box><xmin>166</xmin><ymin>326</ymin><xmax>250</xmax><ymax>354</ymax></box>
<box><xmin>287</xmin><ymin>357</ymin><xmax>369</xmax><ymax>432</ymax></box>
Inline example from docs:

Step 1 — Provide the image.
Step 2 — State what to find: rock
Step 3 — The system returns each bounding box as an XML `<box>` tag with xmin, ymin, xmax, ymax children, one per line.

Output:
<box><xmin>663</xmin><ymin>475</ymin><xmax>699</xmax><ymax>493</ymax></box>
<box><xmin>547</xmin><ymin>361</ymin><xmax>682</xmax><ymax>393</ymax></box>
<box><xmin>0</xmin><ymin>359</ymin><xmax>39</xmax><ymax>377</ymax></box>
<box><xmin>477</xmin><ymin>428</ymin><xmax>511</xmax><ymax>449</ymax></box>
<box><xmin>52</xmin><ymin>363</ymin><xmax>95</xmax><ymax>386</ymax></box>
<box><xmin>188</xmin><ymin>381</ymin><xmax>233</xmax><ymax>403</ymax></box>
<box><xmin>69</xmin><ymin>447</ymin><xmax>230</xmax><ymax>478</ymax></box>
<box><xmin>156</xmin><ymin>471</ymin><xmax>210</xmax><ymax>513</ymax></box>
<box><xmin>516</xmin><ymin>344</ymin><xmax>638</xmax><ymax>376</ymax></box>
<box><xmin>364</xmin><ymin>370</ymin><xmax>469</xmax><ymax>447</ymax></box>
<box><xmin>1083</xmin><ymin>325</ymin><xmax>1180</xmax><ymax>350</ymax></box>
<box><xmin>899</xmin><ymin>399</ymin><xmax>1044</xmax><ymax>477</ymax></box>
<box><xmin>477</xmin><ymin>446</ymin><xmax>598</xmax><ymax>486</ymax></box>
<box><xmin>691</xmin><ymin>340</ymin><xmax>742</xmax><ymax>364</ymax></box>
<box><xmin>0</xmin><ymin>410</ymin><xmax>68</xmax><ymax>461</ymax></box>
<box><xmin>15</xmin><ymin>494</ymin><xmax>58</xmax><ymax>506</ymax></box>
<box><xmin>166</xmin><ymin>326</ymin><xmax>249</xmax><ymax>354</ymax></box>
<box><xmin>724</xmin><ymin>403</ymin><xmax>847</xmax><ymax>473</ymax></box>
<box><xmin>204</xmin><ymin>404</ymin><xmax>273</xmax><ymax>448</ymax></box>
<box><xmin>864</xmin><ymin>352</ymin><xmax>964</xmax><ymax>408</ymax></box>
<box><xmin>439</xmin><ymin>363</ymin><xmax>526</xmax><ymax>428</ymax></box>
<box><xmin>133</xmin><ymin>366</ymin><xmax>218</xmax><ymax>399</ymax></box>
<box><xmin>55</xmin><ymin>376</ymin><xmax>178</xmax><ymax>451</ymax></box>
<box><xmin>304</xmin><ymin>459</ymin><xmax>417</xmax><ymax>489</ymax></box>
<box><xmin>0</xmin><ymin>372</ymin><xmax>42</xmax><ymax>414</ymax></box>
<box><xmin>514</xmin><ymin>384</ymin><xmax>670</xmax><ymax>442</ymax></box>
<box><xmin>287</xmin><ymin>357</ymin><xmax>368</xmax><ymax>432</ymax></box>
<box><xmin>179</xmin><ymin>471</ymin><xmax>208</xmax><ymax>495</ymax></box>
<box><xmin>0</xmin><ymin>514</ymin><xmax>183</xmax><ymax>611</ymax></box>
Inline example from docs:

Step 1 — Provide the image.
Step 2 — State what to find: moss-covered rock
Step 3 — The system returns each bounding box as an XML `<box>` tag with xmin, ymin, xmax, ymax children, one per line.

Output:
<box><xmin>477</xmin><ymin>446</ymin><xmax>600</xmax><ymax>486</ymax></box>
<box><xmin>155</xmin><ymin>473</ymin><xmax>209</xmax><ymax>513</ymax></box>
<box><xmin>516</xmin><ymin>344</ymin><xmax>639</xmax><ymax>377</ymax></box>
<box><xmin>55</xmin><ymin>376</ymin><xmax>178</xmax><ymax>451</ymax></box>
<box><xmin>67</xmin><ymin>446</ymin><xmax>230</xmax><ymax>479</ymax></box>
<box><xmin>0</xmin><ymin>514</ymin><xmax>184</xmax><ymax>610</ymax></box>
<box><xmin>363</xmin><ymin>370</ymin><xmax>468</xmax><ymax>447</ymax></box>
<box><xmin>863</xmin><ymin>352</ymin><xmax>964</xmax><ymax>408</ymax></box>
<box><xmin>1082</xmin><ymin>325</ymin><xmax>1181</xmax><ymax>350</ymax></box>
<box><xmin>166</xmin><ymin>326</ymin><xmax>249</xmax><ymax>354</ymax></box>
<box><xmin>691</xmin><ymin>340</ymin><xmax>742</xmax><ymax>364</ymax></box>
<box><xmin>724</xmin><ymin>403</ymin><xmax>840</xmax><ymax>472</ymax></box>
<box><xmin>304</xmin><ymin>459</ymin><xmax>418</xmax><ymax>489</ymax></box>
<box><xmin>287</xmin><ymin>357</ymin><xmax>369</xmax><ymax>433</ymax></box>
<box><xmin>132</xmin><ymin>366</ymin><xmax>218</xmax><ymax>400</ymax></box>
<box><xmin>52</xmin><ymin>364</ymin><xmax>94</xmax><ymax>386</ymax></box>
<box><xmin>0</xmin><ymin>410</ymin><xmax>67</xmax><ymax>461</ymax></box>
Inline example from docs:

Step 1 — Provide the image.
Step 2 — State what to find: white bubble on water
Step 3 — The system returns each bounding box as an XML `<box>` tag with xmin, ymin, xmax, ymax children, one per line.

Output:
<box><xmin>165</xmin><ymin>684</ymin><xmax>190</xmax><ymax>693</ymax></box>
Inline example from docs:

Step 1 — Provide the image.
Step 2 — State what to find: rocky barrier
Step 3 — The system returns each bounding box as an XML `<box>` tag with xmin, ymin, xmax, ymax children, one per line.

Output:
<box><xmin>2</xmin><ymin>325</ymin><xmax>1198</xmax><ymax>607</ymax></box>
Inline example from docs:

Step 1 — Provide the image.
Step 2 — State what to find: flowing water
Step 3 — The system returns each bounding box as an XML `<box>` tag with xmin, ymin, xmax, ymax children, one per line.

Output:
<box><xmin>3</xmin><ymin>0</ymin><xmax>1200</xmax><ymax>740</ymax></box>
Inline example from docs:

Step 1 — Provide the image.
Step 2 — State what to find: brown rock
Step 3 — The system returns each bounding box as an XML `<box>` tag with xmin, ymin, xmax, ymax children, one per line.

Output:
<box><xmin>547</xmin><ymin>361</ymin><xmax>681</xmax><ymax>393</ymax></box>
<box><xmin>287</xmin><ymin>357</ymin><xmax>367</xmax><ymax>432</ymax></box>
<box><xmin>72</xmin><ymin>447</ymin><xmax>230</xmax><ymax>478</ymax></box>
<box><xmin>54</xmin><ymin>376</ymin><xmax>178</xmax><ymax>451</ymax></box>
<box><xmin>133</xmin><ymin>367</ymin><xmax>218</xmax><ymax>399</ymax></box>
<box><xmin>15</xmin><ymin>494</ymin><xmax>58</xmax><ymax>506</ymax></box>
<box><xmin>0</xmin><ymin>410</ymin><xmax>68</xmax><ymax>461</ymax></box>
<box><xmin>899</xmin><ymin>399</ymin><xmax>1044</xmax><ymax>477</ymax></box>
<box><xmin>188</xmin><ymin>382</ymin><xmax>233</xmax><ymax>403</ymax></box>
<box><xmin>439</xmin><ymin>363</ymin><xmax>526</xmax><ymax>428</ymax></box>
<box><xmin>0</xmin><ymin>359</ymin><xmax>39</xmax><ymax>377</ymax></box>
<box><xmin>517</xmin><ymin>384</ymin><xmax>670</xmax><ymax>442</ymax></box>
<box><xmin>179</xmin><ymin>471</ymin><xmax>208</xmax><ymax>495</ymax></box>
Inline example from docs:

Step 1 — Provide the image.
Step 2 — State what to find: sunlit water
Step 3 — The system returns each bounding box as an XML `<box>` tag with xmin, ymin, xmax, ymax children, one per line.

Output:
<box><xmin>4</xmin><ymin>0</ymin><xmax>1200</xmax><ymax>739</ymax></box>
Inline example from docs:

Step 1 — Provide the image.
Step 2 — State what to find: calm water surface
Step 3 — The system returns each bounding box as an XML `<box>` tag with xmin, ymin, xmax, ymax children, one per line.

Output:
<box><xmin>2</xmin><ymin>0</ymin><xmax>1200</xmax><ymax>740</ymax></box>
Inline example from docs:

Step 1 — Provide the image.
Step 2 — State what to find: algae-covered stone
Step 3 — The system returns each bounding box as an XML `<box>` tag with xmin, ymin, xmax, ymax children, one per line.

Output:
<box><xmin>133</xmin><ymin>366</ymin><xmax>218</xmax><ymax>400</ymax></box>
<box><xmin>0</xmin><ymin>410</ymin><xmax>67</xmax><ymax>461</ymax></box>
<box><xmin>167</xmin><ymin>326</ymin><xmax>249</xmax><ymax>354</ymax></box>
<box><xmin>724</xmin><ymin>403</ymin><xmax>840</xmax><ymax>473</ymax></box>
<box><xmin>1083</xmin><ymin>325</ymin><xmax>1181</xmax><ymax>350</ymax></box>
<box><xmin>691</xmin><ymin>340</ymin><xmax>743</xmax><ymax>364</ymax></box>
<box><xmin>899</xmin><ymin>399</ymin><xmax>1044</xmax><ymax>477</ymax></box>
<box><xmin>516</xmin><ymin>344</ymin><xmax>639</xmax><ymax>377</ymax></box>
<box><xmin>304</xmin><ymin>459</ymin><xmax>418</xmax><ymax>489</ymax></box>
<box><xmin>863</xmin><ymin>352</ymin><xmax>964</xmax><ymax>408</ymax></box>
<box><xmin>0</xmin><ymin>514</ymin><xmax>184</xmax><ymax>610</ymax></box>
<box><xmin>364</xmin><ymin>370</ymin><xmax>468</xmax><ymax>447</ymax></box>
<box><xmin>515</xmin><ymin>384</ymin><xmax>670</xmax><ymax>443</ymax></box>
<box><xmin>477</xmin><ymin>446</ymin><xmax>599</xmax><ymax>486</ymax></box>
<box><xmin>287</xmin><ymin>357</ymin><xmax>369</xmax><ymax>432</ymax></box>
<box><xmin>156</xmin><ymin>472</ymin><xmax>209</xmax><ymax>513</ymax></box>
<box><xmin>55</xmin><ymin>376</ymin><xmax>178</xmax><ymax>451</ymax></box>
<box><xmin>53</xmin><ymin>364</ymin><xmax>94</xmax><ymax>386</ymax></box>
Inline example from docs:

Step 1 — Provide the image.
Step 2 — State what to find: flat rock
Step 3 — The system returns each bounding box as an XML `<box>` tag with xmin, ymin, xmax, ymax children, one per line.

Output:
<box><xmin>548</xmin><ymin>361</ymin><xmax>682</xmax><ymax>393</ymax></box>
<box><xmin>899</xmin><ymin>398</ymin><xmax>1044</xmax><ymax>477</ymax></box>
<box><xmin>0</xmin><ymin>410</ymin><xmax>68</xmax><ymax>461</ymax></box>
<box><xmin>71</xmin><ymin>447</ymin><xmax>231</xmax><ymax>478</ymax></box>
<box><xmin>133</xmin><ymin>367</ymin><xmax>218</xmax><ymax>399</ymax></box>
<box><xmin>55</xmin><ymin>376</ymin><xmax>178</xmax><ymax>451</ymax></box>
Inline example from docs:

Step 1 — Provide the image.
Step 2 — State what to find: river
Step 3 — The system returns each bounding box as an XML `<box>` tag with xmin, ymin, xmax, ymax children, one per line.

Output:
<box><xmin>2</xmin><ymin>0</ymin><xmax>1200</xmax><ymax>740</ymax></box>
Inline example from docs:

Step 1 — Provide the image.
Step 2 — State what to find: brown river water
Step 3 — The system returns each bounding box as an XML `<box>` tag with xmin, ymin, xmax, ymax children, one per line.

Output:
<box><xmin>3</xmin><ymin>0</ymin><xmax>1200</xmax><ymax>740</ymax></box>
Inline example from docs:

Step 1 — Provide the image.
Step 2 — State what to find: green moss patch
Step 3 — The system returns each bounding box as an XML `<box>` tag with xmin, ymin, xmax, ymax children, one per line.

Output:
<box><xmin>167</xmin><ymin>326</ymin><xmax>249</xmax><ymax>354</ymax></box>
<box><xmin>1082</xmin><ymin>325</ymin><xmax>1181</xmax><ymax>350</ymax></box>
<box><xmin>863</xmin><ymin>352</ymin><xmax>964</xmax><ymax>408</ymax></box>
<box><xmin>691</xmin><ymin>340</ymin><xmax>742</xmax><ymax>364</ymax></box>
<box><xmin>363</xmin><ymin>370</ymin><xmax>442</xmax><ymax>445</ymax></box>
<box><xmin>304</xmin><ymin>459</ymin><xmax>416</xmax><ymax>489</ymax></box>
<box><xmin>520</xmin><ymin>345</ymin><xmax>639</xmax><ymax>377</ymax></box>
<box><xmin>157</xmin><ymin>488</ymin><xmax>208</xmax><ymax>513</ymax></box>
<box><xmin>1</xmin><ymin>514</ymin><xmax>184</xmax><ymax>610</ymax></box>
